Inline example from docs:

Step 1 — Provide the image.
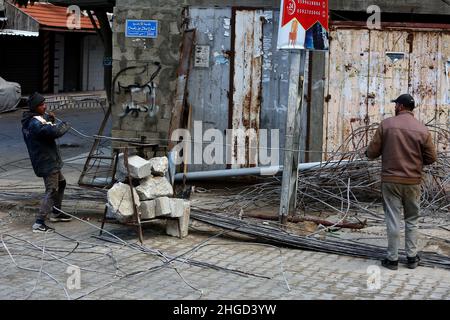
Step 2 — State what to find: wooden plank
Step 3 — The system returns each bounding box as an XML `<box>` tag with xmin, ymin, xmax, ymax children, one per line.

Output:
<box><xmin>168</xmin><ymin>29</ymin><xmax>196</xmax><ymax>150</ymax></box>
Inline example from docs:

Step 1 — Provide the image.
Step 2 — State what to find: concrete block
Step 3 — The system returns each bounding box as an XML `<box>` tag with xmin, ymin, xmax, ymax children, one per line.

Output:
<box><xmin>169</xmin><ymin>198</ymin><xmax>185</xmax><ymax>218</ymax></box>
<box><xmin>140</xmin><ymin>200</ymin><xmax>156</xmax><ymax>220</ymax></box>
<box><xmin>117</xmin><ymin>153</ymin><xmax>153</xmax><ymax>179</ymax></box>
<box><xmin>107</xmin><ymin>182</ymin><xmax>140</xmax><ymax>222</ymax></box>
<box><xmin>136</xmin><ymin>176</ymin><xmax>173</xmax><ymax>200</ymax></box>
<box><xmin>156</xmin><ymin>196</ymin><xmax>171</xmax><ymax>216</ymax></box>
<box><xmin>166</xmin><ymin>201</ymin><xmax>190</xmax><ymax>238</ymax></box>
<box><xmin>149</xmin><ymin>156</ymin><xmax>168</xmax><ymax>176</ymax></box>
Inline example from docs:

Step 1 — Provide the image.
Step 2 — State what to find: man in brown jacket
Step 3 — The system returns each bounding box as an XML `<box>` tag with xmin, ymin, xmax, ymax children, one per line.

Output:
<box><xmin>366</xmin><ymin>93</ymin><xmax>437</xmax><ymax>270</ymax></box>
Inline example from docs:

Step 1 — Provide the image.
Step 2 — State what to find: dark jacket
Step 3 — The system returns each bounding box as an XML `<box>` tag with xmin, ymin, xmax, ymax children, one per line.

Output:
<box><xmin>21</xmin><ymin>111</ymin><xmax>70</xmax><ymax>177</ymax></box>
<box><xmin>366</xmin><ymin>110</ymin><xmax>437</xmax><ymax>184</ymax></box>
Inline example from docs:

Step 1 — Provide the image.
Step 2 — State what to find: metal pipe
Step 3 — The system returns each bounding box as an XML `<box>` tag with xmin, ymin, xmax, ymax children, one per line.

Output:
<box><xmin>174</xmin><ymin>160</ymin><xmax>363</xmax><ymax>182</ymax></box>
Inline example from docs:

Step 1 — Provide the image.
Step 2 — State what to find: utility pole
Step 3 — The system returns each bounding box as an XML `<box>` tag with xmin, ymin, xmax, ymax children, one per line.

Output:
<box><xmin>277</xmin><ymin>0</ymin><xmax>329</xmax><ymax>224</ymax></box>
<box><xmin>279</xmin><ymin>50</ymin><xmax>306</xmax><ymax>224</ymax></box>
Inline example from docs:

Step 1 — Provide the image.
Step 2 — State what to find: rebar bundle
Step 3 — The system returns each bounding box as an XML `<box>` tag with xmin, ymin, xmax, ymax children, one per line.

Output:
<box><xmin>192</xmin><ymin>124</ymin><xmax>449</xmax><ymax>224</ymax></box>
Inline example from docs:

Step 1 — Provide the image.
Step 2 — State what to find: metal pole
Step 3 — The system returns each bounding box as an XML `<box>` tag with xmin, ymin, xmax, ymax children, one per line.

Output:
<box><xmin>173</xmin><ymin>159</ymin><xmax>361</xmax><ymax>182</ymax></box>
<box><xmin>279</xmin><ymin>50</ymin><xmax>306</xmax><ymax>225</ymax></box>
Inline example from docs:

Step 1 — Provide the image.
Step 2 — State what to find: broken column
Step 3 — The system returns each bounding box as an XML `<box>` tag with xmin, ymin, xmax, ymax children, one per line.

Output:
<box><xmin>166</xmin><ymin>200</ymin><xmax>191</xmax><ymax>238</ymax></box>
<box><xmin>107</xmin><ymin>182</ymin><xmax>140</xmax><ymax>222</ymax></box>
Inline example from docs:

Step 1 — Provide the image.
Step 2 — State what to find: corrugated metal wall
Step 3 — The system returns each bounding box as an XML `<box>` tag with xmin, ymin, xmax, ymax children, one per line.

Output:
<box><xmin>324</xmin><ymin>27</ymin><xmax>450</xmax><ymax>158</ymax></box>
<box><xmin>187</xmin><ymin>7</ymin><xmax>232</xmax><ymax>171</ymax></box>
<box><xmin>187</xmin><ymin>7</ymin><xmax>299</xmax><ymax>170</ymax></box>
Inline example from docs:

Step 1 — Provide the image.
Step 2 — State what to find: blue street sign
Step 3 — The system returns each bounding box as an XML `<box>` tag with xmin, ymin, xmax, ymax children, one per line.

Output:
<box><xmin>126</xmin><ymin>20</ymin><xmax>158</xmax><ymax>38</ymax></box>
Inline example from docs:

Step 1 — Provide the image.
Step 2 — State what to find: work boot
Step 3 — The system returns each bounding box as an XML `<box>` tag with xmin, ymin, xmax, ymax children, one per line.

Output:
<box><xmin>381</xmin><ymin>258</ymin><xmax>398</xmax><ymax>270</ymax></box>
<box><xmin>49</xmin><ymin>212</ymin><xmax>72</xmax><ymax>222</ymax></box>
<box><xmin>407</xmin><ymin>255</ymin><xmax>420</xmax><ymax>269</ymax></box>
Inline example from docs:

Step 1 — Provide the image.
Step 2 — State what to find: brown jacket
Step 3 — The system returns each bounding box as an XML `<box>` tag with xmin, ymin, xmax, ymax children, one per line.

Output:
<box><xmin>366</xmin><ymin>111</ymin><xmax>437</xmax><ymax>184</ymax></box>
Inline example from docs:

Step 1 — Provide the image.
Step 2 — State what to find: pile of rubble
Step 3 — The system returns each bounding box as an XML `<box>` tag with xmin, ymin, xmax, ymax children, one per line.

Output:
<box><xmin>106</xmin><ymin>154</ymin><xmax>190</xmax><ymax>238</ymax></box>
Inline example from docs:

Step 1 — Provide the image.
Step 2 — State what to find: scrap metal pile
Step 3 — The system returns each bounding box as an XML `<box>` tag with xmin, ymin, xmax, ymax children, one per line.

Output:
<box><xmin>188</xmin><ymin>124</ymin><xmax>450</xmax><ymax>270</ymax></box>
<box><xmin>191</xmin><ymin>124</ymin><xmax>450</xmax><ymax>225</ymax></box>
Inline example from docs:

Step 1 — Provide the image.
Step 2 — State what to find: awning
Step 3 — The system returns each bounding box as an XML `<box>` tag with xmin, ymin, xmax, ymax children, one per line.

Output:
<box><xmin>0</xmin><ymin>29</ymin><xmax>39</xmax><ymax>37</ymax></box>
<box><xmin>14</xmin><ymin>2</ymin><xmax>96</xmax><ymax>30</ymax></box>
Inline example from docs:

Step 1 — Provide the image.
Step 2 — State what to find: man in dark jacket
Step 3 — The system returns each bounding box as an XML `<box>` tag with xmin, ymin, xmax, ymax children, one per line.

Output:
<box><xmin>22</xmin><ymin>92</ymin><xmax>71</xmax><ymax>233</ymax></box>
<box><xmin>366</xmin><ymin>94</ymin><xmax>437</xmax><ymax>270</ymax></box>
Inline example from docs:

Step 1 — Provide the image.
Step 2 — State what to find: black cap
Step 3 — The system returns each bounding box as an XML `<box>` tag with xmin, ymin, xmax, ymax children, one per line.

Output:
<box><xmin>391</xmin><ymin>94</ymin><xmax>415</xmax><ymax>109</ymax></box>
<box><xmin>28</xmin><ymin>92</ymin><xmax>45</xmax><ymax>111</ymax></box>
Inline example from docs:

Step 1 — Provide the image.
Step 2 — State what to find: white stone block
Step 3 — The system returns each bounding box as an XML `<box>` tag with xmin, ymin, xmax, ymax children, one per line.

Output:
<box><xmin>136</xmin><ymin>176</ymin><xmax>173</xmax><ymax>200</ymax></box>
<box><xmin>169</xmin><ymin>198</ymin><xmax>185</xmax><ymax>218</ymax></box>
<box><xmin>166</xmin><ymin>201</ymin><xmax>190</xmax><ymax>238</ymax></box>
<box><xmin>149</xmin><ymin>157</ymin><xmax>168</xmax><ymax>176</ymax></box>
<box><xmin>117</xmin><ymin>153</ymin><xmax>153</xmax><ymax>179</ymax></box>
<box><xmin>107</xmin><ymin>182</ymin><xmax>140</xmax><ymax>222</ymax></box>
<box><xmin>140</xmin><ymin>200</ymin><xmax>156</xmax><ymax>220</ymax></box>
<box><xmin>156</xmin><ymin>197</ymin><xmax>171</xmax><ymax>216</ymax></box>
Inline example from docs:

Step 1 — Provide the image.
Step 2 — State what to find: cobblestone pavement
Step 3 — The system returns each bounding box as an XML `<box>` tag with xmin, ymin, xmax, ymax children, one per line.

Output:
<box><xmin>1</xmin><ymin>151</ymin><xmax>449</xmax><ymax>300</ymax></box>
<box><xmin>1</xmin><ymin>207</ymin><xmax>449</xmax><ymax>301</ymax></box>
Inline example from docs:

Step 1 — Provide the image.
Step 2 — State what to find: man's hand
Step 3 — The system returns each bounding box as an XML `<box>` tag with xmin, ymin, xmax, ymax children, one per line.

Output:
<box><xmin>47</xmin><ymin>112</ymin><xmax>56</xmax><ymax>123</ymax></box>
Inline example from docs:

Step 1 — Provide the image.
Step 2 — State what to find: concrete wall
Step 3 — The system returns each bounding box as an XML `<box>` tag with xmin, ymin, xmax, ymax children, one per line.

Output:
<box><xmin>112</xmin><ymin>0</ymin><xmax>184</xmax><ymax>148</ymax></box>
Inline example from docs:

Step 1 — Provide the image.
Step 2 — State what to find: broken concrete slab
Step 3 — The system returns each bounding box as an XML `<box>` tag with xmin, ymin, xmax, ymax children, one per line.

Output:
<box><xmin>140</xmin><ymin>199</ymin><xmax>156</xmax><ymax>220</ymax></box>
<box><xmin>136</xmin><ymin>176</ymin><xmax>173</xmax><ymax>200</ymax></box>
<box><xmin>149</xmin><ymin>157</ymin><xmax>168</xmax><ymax>176</ymax></box>
<box><xmin>107</xmin><ymin>182</ymin><xmax>140</xmax><ymax>222</ymax></box>
<box><xmin>166</xmin><ymin>201</ymin><xmax>190</xmax><ymax>238</ymax></box>
<box><xmin>117</xmin><ymin>153</ymin><xmax>153</xmax><ymax>179</ymax></box>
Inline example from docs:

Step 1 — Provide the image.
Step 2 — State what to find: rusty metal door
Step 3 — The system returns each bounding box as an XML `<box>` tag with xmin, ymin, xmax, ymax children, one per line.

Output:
<box><xmin>323</xmin><ymin>29</ymin><xmax>370</xmax><ymax>155</ymax></box>
<box><xmin>230</xmin><ymin>9</ymin><xmax>265</xmax><ymax>168</ymax></box>
<box><xmin>324</xmin><ymin>28</ymin><xmax>450</xmax><ymax>158</ymax></box>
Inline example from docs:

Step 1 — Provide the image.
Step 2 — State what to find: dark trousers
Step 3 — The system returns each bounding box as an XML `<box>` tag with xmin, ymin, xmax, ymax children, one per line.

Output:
<box><xmin>37</xmin><ymin>171</ymin><xmax>66</xmax><ymax>221</ymax></box>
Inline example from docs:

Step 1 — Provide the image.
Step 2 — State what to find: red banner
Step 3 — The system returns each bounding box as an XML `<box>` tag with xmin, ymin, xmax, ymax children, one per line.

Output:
<box><xmin>281</xmin><ymin>0</ymin><xmax>328</xmax><ymax>31</ymax></box>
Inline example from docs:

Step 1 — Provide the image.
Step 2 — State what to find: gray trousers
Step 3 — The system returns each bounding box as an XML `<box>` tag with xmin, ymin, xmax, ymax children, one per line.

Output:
<box><xmin>37</xmin><ymin>171</ymin><xmax>66</xmax><ymax>221</ymax></box>
<box><xmin>381</xmin><ymin>182</ymin><xmax>421</xmax><ymax>261</ymax></box>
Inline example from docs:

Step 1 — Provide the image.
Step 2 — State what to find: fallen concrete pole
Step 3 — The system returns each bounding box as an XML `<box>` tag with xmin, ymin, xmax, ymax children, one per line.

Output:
<box><xmin>174</xmin><ymin>160</ymin><xmax>363</xmax><ymax>182</ymax></box>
